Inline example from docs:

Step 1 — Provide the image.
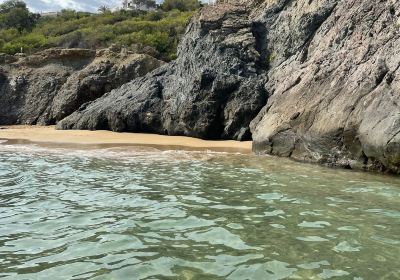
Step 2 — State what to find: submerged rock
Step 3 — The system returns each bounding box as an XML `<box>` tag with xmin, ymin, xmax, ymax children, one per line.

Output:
<box><xmin>0</xmin><ymin>48</ymin><xmax>163</xmax><ymax>125</ymax></box>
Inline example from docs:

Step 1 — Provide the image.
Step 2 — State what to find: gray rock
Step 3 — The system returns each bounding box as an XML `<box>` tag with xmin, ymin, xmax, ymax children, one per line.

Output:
<box><xmin>58</xmin><ymin>4</ymin><xmax>268</xmax><ymax>140</ymax></box>
<box><xmin>60</xmin><ymin>0</ymin><xmax>400</xmax><ymax>173</ymax></box>
<box><xmin>3</xmin><ymin>0</ymin><xmax>400</xmax><ymax>173</ymax></box>
<box><xmin>250</xmin><ymin>0</ymin><xmax>400</xmax><ymax>173</ymax></box>
<box><xmin>0</xmin><ymin>48</ymin><xmax>163</xmax><ymax>125</ymax></box>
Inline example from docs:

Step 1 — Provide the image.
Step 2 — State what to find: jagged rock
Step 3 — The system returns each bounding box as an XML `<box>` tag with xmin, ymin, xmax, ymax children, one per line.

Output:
<box><xmin>2</xmin><ymin>0</ymin><xmax>400</xmax><ymax>173</ymax></box>
<box><xmin>0</xmin><ymin>48</ymin><xmax>163</xmax><ymax>125</ymax></box>
<box><xmin>60</xmin><ymin>0</ymin><xmax>400</xmax><ymax>173</ymax></box>
<box><xmin>0</xmin><ymin>53</ymin><xmax>17</xmax><ymax>64</ymax></box>
<box><xmin>58</xmin><ymin>4</ymin><xmax>268</xmax><ymax>140</ymax></box>
<box><xmin>249</xmin><ymin>0</ymin><xmax>400</xmax><ymax>173</ymax></box>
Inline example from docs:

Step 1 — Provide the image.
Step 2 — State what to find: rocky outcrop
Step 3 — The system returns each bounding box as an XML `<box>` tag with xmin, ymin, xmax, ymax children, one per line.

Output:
<box><xmin>4</xmin><ymin>0</ymin><xmax>400</xmax><ymax>173</ymax></box>
<box><xmin>58</xmin><ymin>0</ymin><xmax>400</xmax><ymax>173</ymax></box>
<box><xmin>249</xmin><ymin>0</ymin><xmax>400</xmax><ymax>173</ymax></box>
<box><xmin>57</xmin><ymin>4</ymin><xmax>268</xmax><ymax>140</ymax></box>
<box><xmin>0</xmin><ymin>48</ymin><xmax>163</xmax><ymax>125</ymax></box>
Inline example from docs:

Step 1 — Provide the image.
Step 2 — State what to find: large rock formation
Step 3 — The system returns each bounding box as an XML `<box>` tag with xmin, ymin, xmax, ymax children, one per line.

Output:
<box><xmin>2</xmin><ymin>0</ymin><xmax>399</xmax><ymax>173</ymax></box>
<box><xmin>58</xmin><ymin>4</ymin><xmax>268</xmax><ymax>140</ymax></box>
<box><xmin>249</xmin><ymin>0</ymin><xmax>400</xmax><ymax>173</ymax></box>
<box><xmin>58</xmin><ymin>0</ymin><xmax>400</xmax><ymax>173</ymax></box>
<box><xmin>0</xmin><ymin>48</ymin><xmax>163</xmax><ymax>125</ymax></box>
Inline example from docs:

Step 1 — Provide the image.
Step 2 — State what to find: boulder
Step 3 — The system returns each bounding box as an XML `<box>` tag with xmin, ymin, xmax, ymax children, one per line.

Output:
<box><xmin>0</xmin><ymin>48</ymin><xmax>163</xmax><ymax>125</ymax></box>
<box><xmin>250</xmin><ymin>0</ymin><xmax>400</xmax><ymax>173</ymax></box>
<box><xmin>58</xmin><ymin>4</ymin><xmax>268</xmax><ymax>140</ymax></box>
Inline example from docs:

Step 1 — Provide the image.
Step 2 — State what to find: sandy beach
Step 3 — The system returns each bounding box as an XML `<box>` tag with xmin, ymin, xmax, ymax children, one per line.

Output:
<box><xmin>0</xmin><ymin>126</ymin><xmax>252</xmax><ymax>153</ymax></box>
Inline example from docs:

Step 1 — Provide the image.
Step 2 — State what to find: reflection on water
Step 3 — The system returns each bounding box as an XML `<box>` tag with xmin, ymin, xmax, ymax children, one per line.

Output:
<box><xmin>0</xmin><ymin>142</ymin><xmax>399</xmax><ymax>279</ymax></box>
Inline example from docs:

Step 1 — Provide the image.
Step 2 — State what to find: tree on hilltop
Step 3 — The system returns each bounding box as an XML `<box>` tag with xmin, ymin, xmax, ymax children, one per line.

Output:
<box><xmin>98</xmin><ymin>5</ymin><xmax>111</xmax><ymax>14</ymax></box>
<box><xmin>0</xmin><ymin>0</ymin><xmax>39</xmax><ymax>31</ymax></box>
<box><xmin>132</xmin><ymin>0</ymin><xmax>157</xmax><ymax>8</ymax></box>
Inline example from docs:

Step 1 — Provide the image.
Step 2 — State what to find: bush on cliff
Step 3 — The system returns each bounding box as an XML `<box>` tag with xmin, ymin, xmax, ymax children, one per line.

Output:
<box><xmin>161</xmin><ymin>0</ymin><xmax>201</xmax><ymax>12</ymax></box>
<box><xmin>0</xmin><ymin>2</ymin><xmax>194</xmax><ymax>61</ymax></box>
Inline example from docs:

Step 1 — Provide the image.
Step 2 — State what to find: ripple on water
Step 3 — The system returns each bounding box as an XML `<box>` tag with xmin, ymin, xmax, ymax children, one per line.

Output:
<box><xmin>264</xmin><ymin>209</ymin><xmax>285</xmax><ymax>217</ymax></box>
<box><xmin>365</xmin><ymin>208</ymin><xmax>400</xmax><ymax>218</ymax></box>
<box><xmin>270</xmin><ymin>224</ymin><xmax>286</xmax><ymax>229</ymax></box>
<box><xmin>296</xmin><ymin>236</ymin><xmax>330</xmax><ymax>242</ymax></box>
<box><xmin>337</xmin><ymin>226</ymin><xmax>359</xmax><ymax>231</ymax></box>
<box><xmin>297</xmin><ymin>260</ymin><xmax>330</xmax><ymax>269</ymax></box>
<box><xmin>186</xmin><ymin>227</ymin><xmax>256</xmax><ymax>250</ymax></box>
<box><xmin>333</xmin><ymin>241</ymin><xmax>362</xmax><ymax>252</ymax></box>
<box><xmin>0</xmin><ymin>144</ymin><xmax>399</xmax><ymax>279</ymax></box>
<box><xmin>298</xmin><ymin>221</ymin><xmax>331</xmax><ymax>228</ymax></box>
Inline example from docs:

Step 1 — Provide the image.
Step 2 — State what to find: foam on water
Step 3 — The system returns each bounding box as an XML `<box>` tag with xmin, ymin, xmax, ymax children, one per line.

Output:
<box><xmin>0</xmin><ymin>141</ymin><xmax>236</xmax><ymax>163</ymax></box>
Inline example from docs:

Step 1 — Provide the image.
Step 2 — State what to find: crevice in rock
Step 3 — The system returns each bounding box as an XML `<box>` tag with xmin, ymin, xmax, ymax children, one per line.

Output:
<box><xmin>252</xmin><ymin>21</ymin><xmax>268</xmax><ymax>70</ymax></box>
<box><xmin>297</xmin><ymin>2</ymin><xmax>338</xmax><ymax>60</ymax></box>
<box><xmin>375</xmin><ymin>65</ymin><xmax>389</xmax><ymax>86</ymax></box>
<box><xmin>282</xmin><ymin>76</ymin><xmax>302</xmax><ymax>95</ymax></box>
<box><xmin>386</xmin><ymin>129</ymin><xmax>400</xmax><ymax>146</ymax></box>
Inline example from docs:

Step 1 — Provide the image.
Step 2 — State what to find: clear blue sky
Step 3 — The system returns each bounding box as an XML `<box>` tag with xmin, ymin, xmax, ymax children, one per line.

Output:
<box><xmin>0</xmin><ymin>0</ymin><xmax>209</xmax><ymax>12</ymax></box>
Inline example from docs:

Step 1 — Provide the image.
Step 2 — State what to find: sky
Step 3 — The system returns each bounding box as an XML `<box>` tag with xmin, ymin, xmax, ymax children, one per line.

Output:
<box><xmin>0</xmin><ymin>0</ymin><xmax>209</xmax><ymax>13</ymax></box>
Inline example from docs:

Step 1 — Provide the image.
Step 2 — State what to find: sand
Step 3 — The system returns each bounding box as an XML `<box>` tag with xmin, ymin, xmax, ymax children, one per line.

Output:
<box><xmin>0</xmin><ymin>126</ymin><xmax>252</xmax><ymax>153</ymax></box>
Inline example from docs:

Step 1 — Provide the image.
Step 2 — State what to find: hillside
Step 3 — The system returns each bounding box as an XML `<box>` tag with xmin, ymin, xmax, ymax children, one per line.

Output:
<box><xmin>0</xmin><ymin>8</ymin><xmax>194</xmax><ymax>61</ymax></box>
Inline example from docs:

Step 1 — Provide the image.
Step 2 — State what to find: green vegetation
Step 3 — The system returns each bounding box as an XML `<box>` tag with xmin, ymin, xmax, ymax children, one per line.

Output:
<box><xmin>161</xmin><ymin>0</ymin><xmax>201</xmax><ymax>12</ymax></box>
<box><xmin>0</xmin><ymin>0</ymin><xmax>39</xmax><ymax>31</ymax></box>
<box><xmin>132</xmin><ymin>0</ymin><xmax>157</xmax><ymax>9</ymax></box>
<box><xmin>268</xmin><ymin>52</ymin><xmax>277</xmax><ymax>62</ymax></box>
<box><xmin>0</xmin><ymin>0</ymin><xmax>200</xmax><ymax>61</ymax></box>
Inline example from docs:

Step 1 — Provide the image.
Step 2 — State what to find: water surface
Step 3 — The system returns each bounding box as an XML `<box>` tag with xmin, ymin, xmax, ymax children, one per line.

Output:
<box><xmin>0</xmin><ymin>142</ymin><xmax>399</xmax><ymax>279</ymax></box>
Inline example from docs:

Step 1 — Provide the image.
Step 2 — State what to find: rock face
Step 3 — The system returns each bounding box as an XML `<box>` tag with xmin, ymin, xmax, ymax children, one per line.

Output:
<box><xmin>249</xmin><ymin>0</ymin><xmax>400</xmax><ymax>173</ymax></box>
<box><xmin>58</xmin><ymin>4</ymin><xmax>268</xmax><ymax>140</ymax></box>
<box><xmin>3</xmin><ymin>0</ymin><xmax>400</xmax><ymax>173</ymax></box>
<box><xmin>0</xmin><ymin>48</ymin><xmax>163</xmax><ymax>125</ymax></box>
<box><xmin>58</xmin><ymin>0</ymin><xmax>400</xmax><ymax>173</ymax></box>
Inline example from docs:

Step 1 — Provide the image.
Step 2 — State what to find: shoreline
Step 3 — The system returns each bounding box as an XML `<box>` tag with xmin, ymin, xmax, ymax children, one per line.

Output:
<box><xmin>1</xmin><ymin>126</ymin><xmax>399</xmax><ymax>179</ymax></box>
<box><xmin>0</xmin><ymin>126</ymin><xmax>252</xmax><ymax>154</ymax></box>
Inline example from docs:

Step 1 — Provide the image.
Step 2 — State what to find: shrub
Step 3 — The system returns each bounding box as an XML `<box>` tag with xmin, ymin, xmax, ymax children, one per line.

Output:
<box><xmin>2</xmin><ymin>32</ymin><xmax>47</xmax><ymax>54</ymax></box>
<box><xmin>0</xmin><ymin>2</ymin><xmax>195</xmax><ymax>61</ymax></box>
<box><xmin>161</xmin><ymin>0</ymin><xmax>201</xmax><ymax>12</ymax></box>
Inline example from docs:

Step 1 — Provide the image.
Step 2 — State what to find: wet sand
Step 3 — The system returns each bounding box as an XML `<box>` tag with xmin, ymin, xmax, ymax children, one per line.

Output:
<box><xmin>0</xmin><ymin>126</ymin><xmax>252</xmax><ymax>153</ymax></box>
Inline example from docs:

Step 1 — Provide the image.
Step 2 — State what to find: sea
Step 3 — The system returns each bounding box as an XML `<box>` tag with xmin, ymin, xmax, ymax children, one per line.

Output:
<box><xmin>0</xmin><ymin>140</ymin><xmax>399</xmax><ymax>279</ymax></box>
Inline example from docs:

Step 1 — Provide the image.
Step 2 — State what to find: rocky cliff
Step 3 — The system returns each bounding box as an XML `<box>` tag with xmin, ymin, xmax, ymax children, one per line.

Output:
<box><xmin>0</xmin><ymin>48</ymin><xmax>163</xmax><ymax>125</ymax></box>
<box><xmin>58</xmin><ymin>0</ymin><xmax>400</xmax><ymax>173</ymax></box>
<box><xmin>58</xmin><ymin>4</ymin><xmax>267</xmax><ymax>140</ymax></box>
<box><xmin>249</xmin><ymin>0</ymin><xmax>400</xmax><ymax>173</ymax></box>
<box><xmin>3</xmin><ymin>0</ymin><xmax>400</xmax><ymax>173</ymax></box>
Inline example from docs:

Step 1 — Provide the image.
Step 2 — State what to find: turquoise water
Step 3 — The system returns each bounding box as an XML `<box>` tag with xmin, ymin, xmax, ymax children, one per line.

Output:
<box><xmin>0</xmin><ymin>141</ymin><xmax>399</xmax><ymax>279</ymax></box>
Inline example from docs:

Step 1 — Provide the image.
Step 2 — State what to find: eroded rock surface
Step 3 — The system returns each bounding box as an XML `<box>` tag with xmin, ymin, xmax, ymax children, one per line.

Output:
<box><xmin>59</xmin><ymin>0</ymin><xmax>400</xmax><ymax>172</ymax></box>
<box><xmin>58</xmin><ymin>4</ymin><xmax>268</xmax><ymax>140</ymax></box>
<box><xmin>249</xmin><ymin>0</ymin><xmax>400</xmax><ymax>173</ymax></box>
<box><xmin>2</xmin><ymin>0</ymin><xmax>399</xmax><ymax>173</ymax></box>
<box><xmin>0</xmin><ymin>48</ymin><xmax>163</xmax><ymax>125</ymax></box>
